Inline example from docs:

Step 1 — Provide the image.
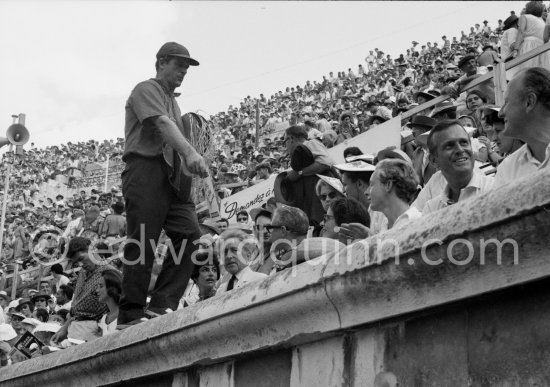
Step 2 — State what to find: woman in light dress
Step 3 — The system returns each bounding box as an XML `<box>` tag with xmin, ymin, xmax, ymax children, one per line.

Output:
<box><xmin>97</xmin><ymin>270</ymin><xmax>122</xmax><ymax>336</ymax></box>
<box><xmin>510</xmin><ymin>2</ymin><xmax>550</xmax><ymax>73</ymax></box>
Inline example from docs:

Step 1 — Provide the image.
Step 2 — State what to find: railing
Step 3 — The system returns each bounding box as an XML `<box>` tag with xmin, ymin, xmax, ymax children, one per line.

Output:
<box><xmin>401</xmin><ymin>41</ymin><xmax>550</xmax><ymax>121</ymax></box>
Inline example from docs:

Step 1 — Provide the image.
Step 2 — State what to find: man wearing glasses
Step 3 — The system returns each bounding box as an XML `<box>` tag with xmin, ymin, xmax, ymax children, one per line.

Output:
<box><xmin>266</xmin><ymin>206</ymin><xmax>309</xmax><ymax>272</ymax></box>
<box><xmin>216</xmin><ymin>230</ymin><xmax>267</xmax><ymax>294</ymax></box>
<box><xmin>249</xmin><ymin>208</ymin><xmax>274</xmax><ymax>275</ymax></box>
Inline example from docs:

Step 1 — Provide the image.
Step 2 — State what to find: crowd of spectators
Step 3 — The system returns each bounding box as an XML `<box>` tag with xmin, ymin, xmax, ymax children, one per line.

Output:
<box><xmin>1</xmin><ymin>1</ymin><xmax>550</xmax><ymax>367</ymax></box>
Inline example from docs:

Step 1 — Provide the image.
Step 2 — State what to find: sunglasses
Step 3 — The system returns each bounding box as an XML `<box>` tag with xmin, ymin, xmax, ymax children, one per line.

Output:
<box><xmin>319</xmin><ymin>192</ymin><xmax>338</xmax><ymax>201</ymax></box>
<box><xmin>265</xmin><ymin>225</ymin><xmax>284</xmax><ymax>232</ymax></box>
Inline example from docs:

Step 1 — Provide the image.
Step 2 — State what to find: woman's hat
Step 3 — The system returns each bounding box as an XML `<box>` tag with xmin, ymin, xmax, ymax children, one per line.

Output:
<box><xmin>316</xmin><ymin>175</ymin><xmax>344</xmax><ymax>195</ymax></box>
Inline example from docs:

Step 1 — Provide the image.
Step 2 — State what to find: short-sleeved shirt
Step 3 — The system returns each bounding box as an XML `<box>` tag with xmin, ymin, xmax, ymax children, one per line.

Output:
<box><xmin>493</xmin><ymin>143</ymin><xmax>550</xmax><ymax>188</ymax></box>
<box><xmin>423</xmin><ymin>172</ymin><xmax>494</xmax><ymax>214</ymax></box>
<box><xmin>123</xmin><ymin>79</ymin><xmax>184</xmax><ymax>161</ymax></box>
<box><xmin>303</xmin><ymin>139</ymin><xmax>335</xmax><ymax>167</ymax></box>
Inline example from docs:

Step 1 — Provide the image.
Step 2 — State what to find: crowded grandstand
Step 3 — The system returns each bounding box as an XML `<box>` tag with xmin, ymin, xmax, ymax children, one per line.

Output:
<box><xmin>0</xmin><ymin>0</ymin><xmax>549</xmax><ymax>368</ymax></box>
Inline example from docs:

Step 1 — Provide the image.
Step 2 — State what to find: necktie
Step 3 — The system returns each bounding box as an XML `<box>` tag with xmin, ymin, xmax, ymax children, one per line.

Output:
<box><xmin>227</xmin><ymin>275</ymin><xmax>238</xmax><ymax>291</ymax></box>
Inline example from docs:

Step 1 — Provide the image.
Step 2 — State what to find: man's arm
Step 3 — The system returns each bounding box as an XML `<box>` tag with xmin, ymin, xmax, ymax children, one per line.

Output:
<box><xmin>153</xmin><ymin>116</ymin><xmax>208</xmax><ymax>177</ymax></box>
<box><xmin>302</xmin><ymin>162</ymin><xmax>330</xmax><ymax>176</ymax></box>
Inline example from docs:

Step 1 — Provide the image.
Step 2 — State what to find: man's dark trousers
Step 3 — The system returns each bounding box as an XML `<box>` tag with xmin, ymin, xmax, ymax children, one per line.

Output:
<box><xmin>119</xmin><ymin>155</ymin><xmax>200</xmax><ymax>323</ymax></box>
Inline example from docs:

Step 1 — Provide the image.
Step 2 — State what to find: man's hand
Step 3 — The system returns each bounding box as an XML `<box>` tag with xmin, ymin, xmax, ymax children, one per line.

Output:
<box><xmin>0</xmin><ymin>341</ymin><xmax>11</xmax><ymax>355</ymax></box>
<box><xmin>52</xmin><ymin>325</ymin><xmax>68</xmax><ymax>343</ymax></box>
<box><xmin>339</xmin><ymin>223</ymin><xmax>370</xmax><ymax>242</ymax></box>
<box><xmin>184</xmin><ymin>152</ymin><xmax>208</xmax><ymax>178</ymax></box>
<box><xmin>477</xmin><ymin>136</ymin><xmax>492</xmax><ymax>150</ymax></box>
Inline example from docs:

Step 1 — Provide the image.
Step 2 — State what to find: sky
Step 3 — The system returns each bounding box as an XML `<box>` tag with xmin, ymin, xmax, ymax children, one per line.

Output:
<box><xmin>0</xmin><ymin>1</ymin><xmax>526</xmax><ymax>148</ymax></box>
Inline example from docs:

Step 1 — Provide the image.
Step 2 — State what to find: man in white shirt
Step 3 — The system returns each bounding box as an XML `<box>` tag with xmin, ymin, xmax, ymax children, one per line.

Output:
<box><xmin>422</xmin><ymin>120</ymin><xmax>494</xmax><ymax>214</ymax></box>
<box><xmin>494</xmin><ymin>68</ymin><xmax>550</xmax><ymax>187</ymax></box>
<box><xmin>216</xmin><ymin>229</ymin><xmax>267</xmax><ymax>294</ymax></box>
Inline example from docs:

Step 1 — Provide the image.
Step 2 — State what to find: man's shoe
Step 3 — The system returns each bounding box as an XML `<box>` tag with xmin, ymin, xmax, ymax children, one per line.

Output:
<box><xmin>116</xmin><ymin>317</ymin><xmax>149</xmax><ymax>330</ymax></box>
<box><xmin>145</xmin><ymin>307</ymin><xmax>174</xmax><ymax>319</ymax></box>
<box><xmin>118</xmin><ymin>308</ymin><xmax>148</xmax><ymax>325</ymax></box>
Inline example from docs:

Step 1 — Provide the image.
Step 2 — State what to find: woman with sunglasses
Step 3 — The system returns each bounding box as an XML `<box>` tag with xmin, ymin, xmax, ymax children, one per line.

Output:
<box><xmin>314</xmin><ymin>176</ymin><xmax>345</xmax><ymax>237</ymax></box>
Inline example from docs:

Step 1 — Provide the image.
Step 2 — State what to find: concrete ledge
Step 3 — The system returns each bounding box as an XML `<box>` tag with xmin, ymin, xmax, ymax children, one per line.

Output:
<box><xmin>2</xmin><ymin>169</ymin><xmax>550</xmax><ymax>386</ymax></box>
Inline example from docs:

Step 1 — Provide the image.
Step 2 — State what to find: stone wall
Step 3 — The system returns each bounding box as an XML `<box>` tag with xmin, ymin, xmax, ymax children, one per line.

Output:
<box><xmin>1</xmin><ymin>169</ymin><xmax>549</xmax><ymax>387</ymax></box>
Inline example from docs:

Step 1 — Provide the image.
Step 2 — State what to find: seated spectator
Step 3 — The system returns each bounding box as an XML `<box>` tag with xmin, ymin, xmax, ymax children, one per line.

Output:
<box><xmin>422</xmin><ymin>120</ymin><xmax>494</xmax><ymax>213</ymax></box>
<box><xmin>409</xmin><ymin>116</ymin><xmax>437</xmax><ymax>186</ymax></box>
<box><xmin>99</xmin><ymin>201</ymin><xmax>126</xmax><ymax>239</ymax></box>
<box><xmin>52</xmin><ymin>237</ymin><xmax>117</xmax><ymax>343</ymax></box>
<box><xmin>49</xmin><ymin>309</ymin><xmax>68</xmax><ymax>325</ymax></box>
<box><xmin>315</xmin><ymin>175</ymin><xmax>345</xmax><ymax>215</ymax></box>
<box><xmin>31</xmin><ymin>291</ymin><xmax>52</xmax><ymax>314</ymax></box>
<box><xmin>216</xmin><ymin>229</ymin><xmax>266</xmax><ymax>293</ymax></box>
<box><xmin>236</xmin><ymin>210</ymin><xmax>250</xmax><ymax>225</ymax></box>
<box><xmin>55</xmin><ymin>284</ymin><xmax>73</xmax><ymax>312</ymax></box>
<box><xmin>368</xmin><ymin>159</ymin><xmax>421</xmax><ymax>229</ymax></box>
<box><xmin>430</xmin><ymin>101</ymin><xmax>458</xmax><ymax>122</ymax></box>
<box><xmin>8</xmin><ymin>310</ymin><xmax>26</xmax><ymax>336</ymax></box>
<box><xmin>335</xmin><ymin>160</ymin><xmax>382</xmax><ymax>238</ymax></box>
<box><xmin>266</xmin><ymin>205</ymin><xmax>310</xmax><ymax>272</ymax></box>
<box><xmin>183</xmin><ymin>253</ymin><xmax>220</xmax><ymax>306</ymax></box>
<box><xmin>366</xmin><ymin>101</ymin><xmax>393</xmax><ymax>121</ymax></box>
<box><xmin>322</xmin><ymin>197</ymin><xmax>370</xmax><ymax>244</ymax></box>
<box><xmin>481</xmin><ymin>107</ymin><xmax>523</xmax><ymax>160</ymax></box>
<box><xmin>217</xmin><ymin>218</ymin><xmax>229</xmax><ymax>232</ymax></box>
<box><xmin>34</xmin><ymin>308</ymin><xmax>50</xmax><ymax>323</ymax></box>
<box><xmin>51</xmin><ymin>263</ymin><xmax>70</xmax><ymax>291</ymax></box>
<box><xmin>249</xmin><ymin>208</ymin><xmax>275</xmax><ymax>275</ymax></box>
<box><xmin>15</xmin><ymin>298</ymin><xmax>33</xmax><ymax>319</ymax></box>
<box><xmin>494</xmin><ymin>68</ymin><xmax>550</xmax><ymax>187</ymax></box>
<box><xmin>97</xmin><ymin>269</ymin><xmax>122</xmax><ymax>336</ymax></box>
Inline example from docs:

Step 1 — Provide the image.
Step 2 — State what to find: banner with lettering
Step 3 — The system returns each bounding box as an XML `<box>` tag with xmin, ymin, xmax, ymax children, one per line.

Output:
<box><xmin>219</xmin><ymin>175</ymin><xmax>277</xmax><ymax>222</ymax></box>
<box><xmin>218</xmin><ymin>118</ymin><xmax>402</xmax><ymax>221</ymax></box>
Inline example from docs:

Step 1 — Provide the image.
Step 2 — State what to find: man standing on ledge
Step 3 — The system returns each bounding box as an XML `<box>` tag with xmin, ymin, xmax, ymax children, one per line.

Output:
<box><xmin>119</xmin><ymin>42</ymin><xmax>208</xmax><ymax>325</ymax></box>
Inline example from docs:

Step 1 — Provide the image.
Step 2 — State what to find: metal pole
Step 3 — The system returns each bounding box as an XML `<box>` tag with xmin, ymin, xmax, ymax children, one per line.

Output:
<box><xmin>104</xmin><ymin>153</ymin><xmax>110</xmax><ymax>192</ymax></box>
<box><xmin>255</xmin><ymin>100</ymin><xmax>260</xmax><ymax>148</ymax></box>
<box><xmin>0</xmin><ymin>144</ymin><xmax>13</xmax><ymax>263</ymax></box>
<box><xmin>11</xmin><ymin>261</ymin><xmax>19</xmax><ymax>299</ymax></box>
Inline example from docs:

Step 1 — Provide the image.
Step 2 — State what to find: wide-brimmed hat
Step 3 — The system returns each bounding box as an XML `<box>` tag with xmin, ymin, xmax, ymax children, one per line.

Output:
<box><xmin>199</xmin><ymin>218</ymin><xmax>221</xmax><ymax>236</ymax></box>
<box><xmin>316</xmin><ymin>175</ymin><xmax>344</xmax><ymax>195</ymax></box>
<box><xmin>458</xmin><ymin>54</ymin><xmax>476</xmax><ymax>68</ymax></box>
<box><xmin>0</xmin><ymin>323</ymin><xmax>17</xmax><ymax>341</ymax></box>
<box><xmin>273</xmin><ymin>171</ymin><xmax>295</xmax><ymax>206</ymax></box>
<box><xmin>414</xmin><ymin>90</ymin><xmax>437</xmax><ymax>102</ymax></box>
<box><xmin>31</xmin><ymin>291</ymin><xmax>51</xmax><ymax>303</ymax></box>
<box><xmin>430</xmin><ymin>102</ymin><xmax>457</xmax><ymax>118</ymax></box>
<box><xmin>410</xmin><ymin>115</ymin><xmax>436</xmax><ymax>129</ymax></box>
<box><xmin>0</xmin><ymin>291</ymin><xmax>11</xmax><ymax>303</ymax></box>
<box><xmin>334</xmin><ymin>160</ymin><xmax>376</xmax><ymax>173</ymax></box>
<box><xmin>344</xmin><ymin>154</ymin><xmax>375</xmax><ymax>164</ymax></box>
